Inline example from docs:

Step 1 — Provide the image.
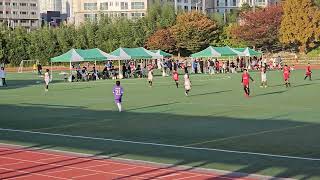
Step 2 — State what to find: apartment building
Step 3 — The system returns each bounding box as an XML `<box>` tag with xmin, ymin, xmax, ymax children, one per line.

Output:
<box><xmin>39</xmin><ymin>0</ymin><xmax>73</xmax><ymax>26</ymax></box>
<box><xmin>72</xmin><ymin>0</ymin><xmax>149</xmax><ymax>26</ymax></box>
<box><xmin>214</xmin><ymin>0</ymin><xmax>280</xmax><ymax>13</ymax></box>
<box><xmin>0</xmin><ymin>0</ymin><xmax>40</xmax><ymax>29</ymax></box>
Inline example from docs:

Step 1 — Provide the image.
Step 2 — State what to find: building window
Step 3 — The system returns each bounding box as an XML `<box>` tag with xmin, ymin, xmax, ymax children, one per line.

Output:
<box><xmin>225</xmin><ymin>0</ymin><xmax>228</xmax><ymax>6</ymax></box>
<box><xmin>31</xmin><ymin>12</ymin><xmax>36</xmax><ymax>15</ymax></box>
<box><xmin>12</xmin><ymin>11</ymin><xmax>18</xmax><ymax>15</ymax></box>
<box><xmin>84</xmin><ymin>3</ymin><xmax>97</xmax><ymax>10</ymax></box>
<box><xmin>30</xmin><ymin>3</ymin><xmax>37</xmax><ymax>7</ymax></box>
<box><xmin>184</xmin><ymin>0</ymin><xmax>188</xmax><ymax>3</ymax></box>
<box><xmin>120</xmin><ymin>2</ymin><xmax>128</xmax><ymax>10</ymax></box>
<box><xmin>5</xmin><ymin>11</ymin><xmax>10</xmax><ymax>14</ymax></box>
<box><xmin>131</xmin><ymin>2</ymin><xmax>144</xmax><ymax>9</ymax></box>
<box><xmin>100</xmin><ymin>2</ymin><xmax>108</xmax><ymax>10</ymax></box>
<box><xmin>121</xmin><ymin>13</ymin><xmax>127</xmax><ymax>17</ymax></box>
<box><xmin>5</xmin><ymin>2</ymin><xmax>10</xmax><ymax>6</ymax></box>
<box><xmin>20</xmin><ymin>11</ymin><xmax>28</xmax><ymax>15</ymax></box>
<box><xmin>0</xmin><ymin>11</ymin><xmax>3</xmax><ymax>14</ymax></box>
<box><xmin>20</xmin><ymin>3</ymin><xmax>27</xmax><ymax>6</ymax></box>
<box><xmin>109</xmin><ymin>2</ymin><xmax>113</xmax><ymax>6</ymax></box>
<box><xmin>116</xmin><ymin>2</ymin><xmax>119</xmax><ymax>6</ymax></box>
<box><xmin>21</xmin><ymin>20</ymin><xmax>27</xmax><ymax>23</ymax></box>
<box><xmin>184</xmin><ymin>6</ymin><xmax>188</xmax><ymax>10</ymax></box>
<box><xmin>233</xmin><ymin>0</ymin><xmax>236</xmax><ymax>6</ymax></box>
<box><xmin>84</xmin><ymin>14</ymin><xmax>97</xmax><ymax>21</ymax></box>
<box><xmin>217</xmin><ymin>0</ymin><xmax>220</xmax><ymax>6</ymax></box>
<box><xmin>12</xmin><ymin>2</ymin><xmax>18</xmax><ymax>6</ymax></box>
<box><xmin>0</xmin><ymin>2</ymin><xmax>2</xmax><ymax>6</ymax></box>
<box><xmin>177</xmin><ymin>0</ymin><xmax>181</xmax><ymax>3</ymax></box>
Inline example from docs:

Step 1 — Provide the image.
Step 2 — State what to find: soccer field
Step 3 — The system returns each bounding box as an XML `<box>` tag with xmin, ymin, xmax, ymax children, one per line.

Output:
<box><xmin>0</xmin><ymin>70</ymin><xmax>320</xmax><ymax>179</ymax></box>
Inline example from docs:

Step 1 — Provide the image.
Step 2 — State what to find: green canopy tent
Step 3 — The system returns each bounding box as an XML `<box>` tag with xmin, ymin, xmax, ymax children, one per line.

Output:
<box><xmin>150</xmin><ymin>50</ymin><xmax>173</xmax><ymax>58</ymax></box>
<box><xmin>233</xmin><ymin>47</ymin><xmax>262</xmax><ymax>57</ymax></box>
<box><xmin>110</xmin><ymin>47</ymin><xmax>163</xmax><ymax>78</ymax></box>
<box><xmin>110</xmin><ymin>47</ymin><xmax>163</xmax><ymax>60</ymax></box>
<box><xmin>191</xmin><ymin>46</ymin><xmax>240</xmax><ymax>58</ymax></box>
<box><xmin>50</xmin><ymin>48</ymin><xmax>120</xmax><ymax>79</ymax></box>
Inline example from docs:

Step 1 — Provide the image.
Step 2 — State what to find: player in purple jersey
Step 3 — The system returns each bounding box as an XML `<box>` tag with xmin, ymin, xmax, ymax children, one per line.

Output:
<box><xmin>112</xmin><ymin>81</ymin><xmax>124</xmax><ymax>112</ymax></box>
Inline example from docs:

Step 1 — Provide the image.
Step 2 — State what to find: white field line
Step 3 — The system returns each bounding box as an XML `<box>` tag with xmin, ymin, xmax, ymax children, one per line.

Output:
<box><xmin>184</xmin><ymin>124</ymin><xmax>313</xmax><ymax>146</ymax></box>
<box><xmin>0</xmin><ymin>128</ymin><xmax>319</xmax><ymax>162</ymax></box>
<box><xmin>0</xmin><ymin>167</ymin><xmax>70</xmax><ymax>180</ymax></box>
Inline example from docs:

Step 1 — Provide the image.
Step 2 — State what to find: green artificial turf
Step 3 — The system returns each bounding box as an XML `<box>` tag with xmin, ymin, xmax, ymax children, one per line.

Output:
<box><xmin>0</xmin><ymin>70</ymin><xmax>319</xmax><ymax>179</ymax></box>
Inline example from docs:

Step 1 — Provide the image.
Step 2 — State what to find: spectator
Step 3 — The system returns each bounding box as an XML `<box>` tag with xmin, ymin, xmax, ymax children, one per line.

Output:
<box><xmin>37</xmin><ymin>63</ymin><xmax>42</xmax><ymax>75</ymax></box>
<box><xmin>0</xmin><ymin>67</ymin><xmax>7</xmax><ymax>87</ymax></box>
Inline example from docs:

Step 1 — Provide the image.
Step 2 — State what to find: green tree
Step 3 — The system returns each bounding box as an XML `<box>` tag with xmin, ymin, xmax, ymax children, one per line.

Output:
<box><xmin>7</xmin><ymin>27</ymin><xmax>29</xmax><ymax>66</ymax></box>
<box><xmin>28</xmin><ymin>26</ymin><xmax>59</xmax><ymax>64</ymax></box>
<box><xmin>280</xmin><ymin>0</ymin><xmax>320</xmax><ymax>53</ymax></box>
<box><xmin>56</xmin><ymin>24</ymin><xmax>76</xmax><ymax>53</ymax></box>
<box><xmin>171</xmin><ymin>11</ymin><xmax>218</xmax><ymax>54</ymax></box>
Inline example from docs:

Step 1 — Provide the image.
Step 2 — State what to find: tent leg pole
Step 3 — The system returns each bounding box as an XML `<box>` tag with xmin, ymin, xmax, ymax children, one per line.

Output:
<box><xmin>51</xmin><ymin>62</ymin><xmax>53</xmax><ymax>80</ymax></box>
<box><xmin>118</xmin><ymin>60</ymin><xmax>121</xmax><ymax>79</ymax></box>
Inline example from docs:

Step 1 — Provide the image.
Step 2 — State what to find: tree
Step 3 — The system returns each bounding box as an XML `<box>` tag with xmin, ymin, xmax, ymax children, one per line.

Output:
<box><xmin>6</xmin><ymin>27</ymin><xmax>30</xmax><ymax>66</ymax></box>
<box><xmin>171</xmin><ymin>11</ymin><xmax>218</xmax><ymax>54</ymax></box>
<box><xmin>230</xmin><ymin>5</ymin><xmax>283</xmax><ymax>49</ymax></box>
<box><xmin>145</xmin><ymin>28</ymin><xmax>176</xmax><ymax>52</ymax></box>
<box><xmin>28</xmin><ymin>26</ymin><xmax>59</xmax><ymax>64</ymax></box>
<box><xmin>56</xmin><ymin>24</ymin><xmax>76</xmax><ymax>53</ymax></box>
<box><xmin>212</xmin><ymin>24</ymin><xmax>247</xmax><ymax>47</ymax></box>
<box><xmin>280</xmin><ymin>0</ymin><xmax>320</xmax><ymax>53</ymax></box>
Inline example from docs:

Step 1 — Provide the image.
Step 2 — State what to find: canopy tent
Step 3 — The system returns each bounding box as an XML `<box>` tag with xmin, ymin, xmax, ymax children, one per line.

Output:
<box><xmin>110</xmin><ymin>47</ymin><xmax>163</xmax><ymax>60</ymax></box>
<box><xmin>50</xmin><ymin>49</ymin><xmax>85</xmax><ymax>63</ymax></box>
<box><xmin>150</xmin><ymin>50</ymin><xmax>173</xmax><ymax>58</ymax></box>
<box><xmin>234</xmin><ymin>47</ymin><xmax>262</xmax><ymax>57</ymax></box>
<box><xmin>81</xmin><ymin>48</ymin><xmax>120</xmax><ymax>61</ymax></box>
<box><xmin>191</xmin><ymin>46</ymin><xmax>240</xmax><ymax>58</ymax></box>
<box><xmin>50</xmin><ymin>48</ymin><xmax>120</xmax><ymax>80</ymax></box>
<box><xmin>50</xmin><ymin>48</ymin><xmax>119</xmax><ymax>63</ymax></box>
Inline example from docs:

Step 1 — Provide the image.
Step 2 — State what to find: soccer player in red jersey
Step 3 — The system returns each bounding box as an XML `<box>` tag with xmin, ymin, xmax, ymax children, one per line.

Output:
<box><xmin>304</xmin><ymin>63</ymin><xmax>312</xmax><ymax>81</ymax></box>
<box><xmin>283</xmin><ymin>65</ymin><xmax>291</xmax><ymax>88</ymax></box>
<box><xmin>242</xmin><ymin>69</ymin><xmax>254</xmax><ymax>97</ymax></box>
<box><xmin>172</xmin><ymin>70</ymin><xmax>179</xmax><ymax>88</ymax></box>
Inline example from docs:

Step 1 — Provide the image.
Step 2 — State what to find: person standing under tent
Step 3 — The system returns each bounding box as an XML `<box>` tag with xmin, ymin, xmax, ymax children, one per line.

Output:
<box><xmin>283</xmin><ymin>65</ymin><xmax>291</xmax><ymax>88</ymax></box>
<box><xmin>44</xmin><ymin>69</ymin><xmax>50</xmax><ymax>92</ymax></box>
<box><xmin>122</xmin><ymin>63</ymin><xmax>127</xmax><ymax>79</ymax></box>
<box><xmin>260</xmin><ymin>64</ymin><xmax>267</xmax><ymax>88</ymax></box>
<box><xmin>304</xmin><ymin>63</ymin><xmax>312</xmax><ymax>81</ymax></box>
<box><xmin>242</xmin><ymin>69</ymin><xmax>254</xmax><ymax>97</ymax></box>
<box><xmin>184</xmin><ymin>71</ymin><xmax>192</xmax><ymax>96</ymax></box>
<box><xmin>173</xmin><ymin>70</ymin><xmax>179</xmax><ymax>88</ymax></box>
<box><xmin>113</xmin><ymin>81</ymin><xmax>124</xmax><ymax>112</ymax></box>
<box><xmin>148</xmin><ymin>68</ymin><xmax>153</xmax><ymax>87</ymax></box>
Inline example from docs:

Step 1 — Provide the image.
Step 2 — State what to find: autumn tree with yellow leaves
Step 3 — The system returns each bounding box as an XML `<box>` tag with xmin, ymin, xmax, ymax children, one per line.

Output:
<box><xmin>280</xmin><ymin>0</ymin><xmax>320</xmax><ymax>53</ymax></box>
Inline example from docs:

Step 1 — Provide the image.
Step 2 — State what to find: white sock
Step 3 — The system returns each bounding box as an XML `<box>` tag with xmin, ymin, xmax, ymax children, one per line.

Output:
<box><xmin>117</xmin><ymin>103</ymin><xmax>122</xmax><ymax>112</ymax></box>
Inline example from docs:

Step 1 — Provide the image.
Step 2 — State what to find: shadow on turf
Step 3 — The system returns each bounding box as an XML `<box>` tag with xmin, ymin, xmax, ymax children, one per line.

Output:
<box><xmin>253</xmin><ymin>90</ymin><xmax>287</xmax><ymax>97</ymax></box>
<box><xmin>189</xmin><ymin>90</ymin><xmax>232</xmax><ymax>97</ymax></box>
<box><xmin>0</xmin><ymin>104</ymin><xmax>319</xmax><ymax>179</ymax></box>
<box><xmin>0</xmin><ymin>79</ymin><xmax>62</xmax><ymax>90</ymax></box>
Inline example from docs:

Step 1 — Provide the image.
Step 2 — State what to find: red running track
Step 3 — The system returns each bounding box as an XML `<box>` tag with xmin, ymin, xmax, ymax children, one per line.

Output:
<box><xmin>0</xmin><ymin>145</ymin><xmax>258</xmax><ymax>180</ymax></box>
